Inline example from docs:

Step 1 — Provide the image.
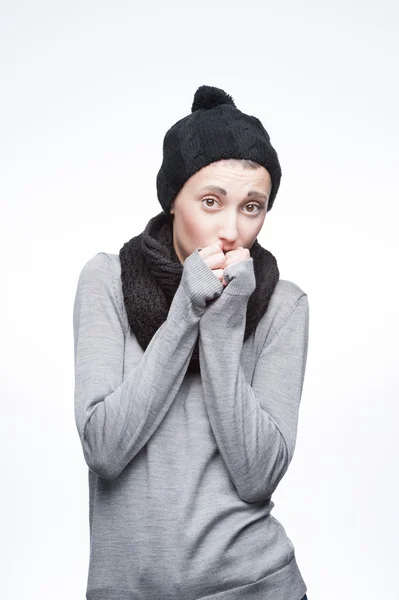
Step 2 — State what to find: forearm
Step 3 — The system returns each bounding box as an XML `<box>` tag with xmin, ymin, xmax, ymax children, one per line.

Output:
<box><xmin>74</xmin><ymin>249</ymin><xmax>223</xmax><ymax>480</ymax></box>
<box><xmin>76</xmin><ymin>285</ymin><xmax>202</xmax><ymax>480</ymax></box>
<box><xmin>199</xmin><ymin>263</ymin><xmax>309</xmax><ymax>503</ymax></box>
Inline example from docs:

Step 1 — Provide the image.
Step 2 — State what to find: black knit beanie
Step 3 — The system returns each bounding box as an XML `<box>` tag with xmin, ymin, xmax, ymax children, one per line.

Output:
<box><xmin>156</xmin><ymin>85</ymin><xmax>282</xmax><ymax>214</ymax></box>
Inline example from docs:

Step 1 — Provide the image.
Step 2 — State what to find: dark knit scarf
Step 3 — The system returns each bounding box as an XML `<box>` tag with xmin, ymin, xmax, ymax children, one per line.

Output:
<box><xmin>119</xmin><ymin>211</ymin><xmax>280</xmax><ymax>375</ymax></box>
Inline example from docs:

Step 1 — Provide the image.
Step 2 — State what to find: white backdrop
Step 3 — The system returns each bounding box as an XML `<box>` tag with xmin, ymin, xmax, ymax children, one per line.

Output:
<box><xmin>2</xmin><ymin>1</ymin><xmax>398</xmax><ymax>598</ymax></box>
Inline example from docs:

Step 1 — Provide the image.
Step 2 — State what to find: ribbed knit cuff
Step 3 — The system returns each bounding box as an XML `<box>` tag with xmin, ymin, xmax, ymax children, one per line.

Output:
<box><xmin>181</xmin><ymin>248</ymin><xmax>224</xmax><ymax>308</ymax></box>
<box><xmin>223</xmin><ymin>258</ymin><xmax>256</xmax><ymax>296</ymax></box>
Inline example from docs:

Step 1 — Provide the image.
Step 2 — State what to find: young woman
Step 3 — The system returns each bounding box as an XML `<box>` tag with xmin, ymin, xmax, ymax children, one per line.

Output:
<box><xmin>73</xmin><ymin>85</ymin><xmax>310</xmax><ymax>600</ymax></box>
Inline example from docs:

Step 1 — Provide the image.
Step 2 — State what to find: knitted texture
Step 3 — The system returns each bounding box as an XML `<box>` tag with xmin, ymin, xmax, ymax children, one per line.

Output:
<box><xmin>156</xmin><ymin>85</ymin><xmax>282</xmax><ymax>214</ymax></box>
<box><xmin>119</xmin><ymin>211</ymin><xmax>280</xmax><ymax>374</ymax></box>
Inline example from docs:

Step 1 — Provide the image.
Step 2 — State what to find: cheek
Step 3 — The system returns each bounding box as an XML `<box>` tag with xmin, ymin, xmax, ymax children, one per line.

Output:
<box><xmin>181</xmin><ymin>208</ymin><xmax>204</xmax><ymax>240</ymax></box>
<box><xmin>232</xmin><ymin>217</ymin><xmax>265</xmax><ymax>251</ymax></box>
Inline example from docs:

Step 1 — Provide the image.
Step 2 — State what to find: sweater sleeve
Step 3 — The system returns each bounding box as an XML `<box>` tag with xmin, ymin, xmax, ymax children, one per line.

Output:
<box><xmin>73</xmin><ymin>249</ymin><xmax>223</xmax><ymax>480</ymax></box>
<box><xmin>198</xmin><ymin>259</ymin><xmax>309</xmax><ymax>503</ymax></box>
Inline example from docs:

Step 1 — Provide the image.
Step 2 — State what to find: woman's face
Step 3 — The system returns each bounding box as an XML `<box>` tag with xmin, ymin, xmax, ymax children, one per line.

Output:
<box><xmin>170</xmin><ymin>159</ymin><xmax>272</xmax><ymax>264</ymax></box>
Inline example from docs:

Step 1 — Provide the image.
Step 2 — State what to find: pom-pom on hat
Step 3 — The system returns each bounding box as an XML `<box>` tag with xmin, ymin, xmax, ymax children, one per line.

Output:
<box><xmin>156</xmin><ymin>85</ymin><xmax>282</xmax><ymax>214</ymax></box>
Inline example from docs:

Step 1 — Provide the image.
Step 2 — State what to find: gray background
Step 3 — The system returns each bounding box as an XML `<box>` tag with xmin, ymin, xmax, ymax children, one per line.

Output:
<box><xmin>1</xmin><ymin>1</ymin><xmax>398</xmax><ymax>598</ymax></box>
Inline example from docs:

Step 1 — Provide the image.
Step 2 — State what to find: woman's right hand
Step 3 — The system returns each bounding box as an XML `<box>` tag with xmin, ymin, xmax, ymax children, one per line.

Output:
<box><xmin>198</xmin><ymin>241</ymin><xmax>228</xmax><ymax>287</ymax></box>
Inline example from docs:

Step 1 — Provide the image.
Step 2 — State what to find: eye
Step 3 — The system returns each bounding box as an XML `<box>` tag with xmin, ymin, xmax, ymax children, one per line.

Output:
<box><xmin>201</xmin><ymin>197</ymin><xmax>263</xmax><ymax>215</ymax></box>
<box><xmin>202</xmin><ymin>197</ymin><xmax>219</xmax><ymax>208</ymax></box>
<box><xmin>244</xmin><ymin>203</ymin><xmax>263</xmax><ymax>214</ymax></box>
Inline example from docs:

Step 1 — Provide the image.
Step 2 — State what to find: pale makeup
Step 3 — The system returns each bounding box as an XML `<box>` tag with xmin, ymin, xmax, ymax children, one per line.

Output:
<box><xmin>169</xmin><ymin>159</ymin><xmax>272</xmax><ymax>264</ymax></box>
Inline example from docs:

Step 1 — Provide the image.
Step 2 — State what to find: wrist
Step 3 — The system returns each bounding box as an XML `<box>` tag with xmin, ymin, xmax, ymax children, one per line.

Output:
<box><xmin>181</xmin><ymin>248</ymin><xmax>224</xmax><ymax>308</ymax></box>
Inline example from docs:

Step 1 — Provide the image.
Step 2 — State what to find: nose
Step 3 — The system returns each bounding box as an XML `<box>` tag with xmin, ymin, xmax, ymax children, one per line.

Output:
<box><xmin>219</xmin><ymin>223</ymin><xmax>239</xmax><ymax>245</ymax></box>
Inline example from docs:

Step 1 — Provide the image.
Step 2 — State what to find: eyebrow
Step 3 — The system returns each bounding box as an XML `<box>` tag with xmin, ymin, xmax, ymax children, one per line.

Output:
<box><xmin>199</xmin><ymin>185</ymin><xmax>269</xmax><ymax>203</ymax></box>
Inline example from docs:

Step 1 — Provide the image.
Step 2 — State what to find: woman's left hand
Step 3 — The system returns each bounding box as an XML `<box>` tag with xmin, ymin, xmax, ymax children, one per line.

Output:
<box><xmin>222</xmin><ymin>246</ymin><xmax>251</xmax><ymax>286</ymax></box>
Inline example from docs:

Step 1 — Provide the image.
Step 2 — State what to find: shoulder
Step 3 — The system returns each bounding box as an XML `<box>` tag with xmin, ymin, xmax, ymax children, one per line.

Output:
<box><xmin>270</xmin><ymin>279</ymin><xmax>308</xmax><ymax>312</ymax></box>
<box><xmin>259</xmin><ymin>279</ymin><xmax>309</xmax><ymax>344</ymax></box>
<box><xmin>77</xmin><ymin>252</ymin><xmax>121</xmax><ymax>283</ymax></box>
<box><xmin>75</xmin><ymin>252</ymin><xmax>117</xmax><ymax>295</ymax></box>
<box><xmin>75</xmin><ymin>252</ymin><xmax>126</xmax><ymax>328</ymax></box>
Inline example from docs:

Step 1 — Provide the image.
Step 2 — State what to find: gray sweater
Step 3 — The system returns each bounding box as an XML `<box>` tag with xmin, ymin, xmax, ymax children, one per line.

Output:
<box><xmin>73</xmin><ymin>247</ymin><xmax>310</xmax><ymax>600</ymax></box>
